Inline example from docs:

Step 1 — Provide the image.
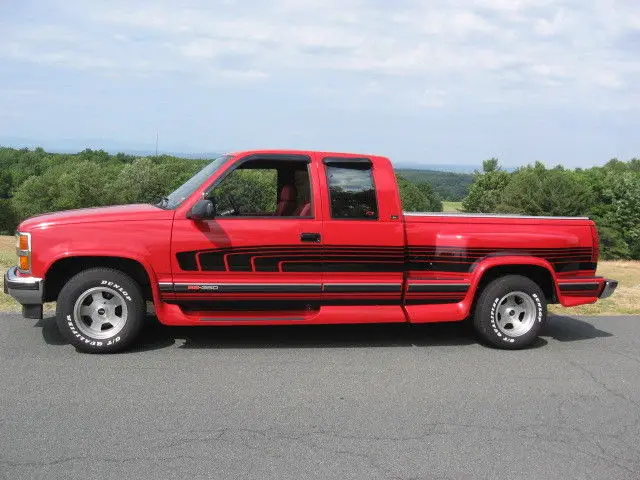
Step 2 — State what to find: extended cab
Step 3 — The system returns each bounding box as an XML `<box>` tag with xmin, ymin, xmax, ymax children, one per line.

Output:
<box><xmin>4</xmin><ymin>150</ymin><xmax>618</xmax><ymax>352</ymax></box>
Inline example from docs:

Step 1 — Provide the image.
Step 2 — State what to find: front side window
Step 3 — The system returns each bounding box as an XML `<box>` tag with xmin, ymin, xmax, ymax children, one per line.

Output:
<box><xmin>326</xmin><ymin>162</ymin><xmax>378</xmax><ymax>219</ymax></box>
<box><xmin>208</xmin><ymin>160</ymin><xmax>313</xmax><ymax>218</ymax></box>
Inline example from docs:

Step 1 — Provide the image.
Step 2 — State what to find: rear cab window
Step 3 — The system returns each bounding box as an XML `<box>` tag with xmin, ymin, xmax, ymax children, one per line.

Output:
<box><xmin>324</xmin><ymin>159</ymin><xmax>379</xmax><ymax>220</ymax></box>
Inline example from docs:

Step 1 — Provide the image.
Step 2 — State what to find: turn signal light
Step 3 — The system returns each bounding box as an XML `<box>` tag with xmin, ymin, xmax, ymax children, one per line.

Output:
<box><xmin>19</xmin><ymin>255</ymin><xmax>30</xmax><ymax>271</ymax></box>
<box><xmin>18</xmin><ymin>234</ymin><xmax>29</xmax><ymax>251</ymax></box>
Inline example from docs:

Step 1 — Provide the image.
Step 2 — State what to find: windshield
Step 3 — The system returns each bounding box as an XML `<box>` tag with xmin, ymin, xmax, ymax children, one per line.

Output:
<box><xmin>159</xmin><ymin>155</ymin><xmax>232</xmax><ymax>209</ymax></box>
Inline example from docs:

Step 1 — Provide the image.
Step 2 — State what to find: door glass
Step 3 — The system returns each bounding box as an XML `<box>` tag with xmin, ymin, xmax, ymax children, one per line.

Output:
<box><xmin>214</xmin><ymin>168</ymin><xmax>277</xmax><ymax>216</ymax></box>
<box><xmin>326</xmin><ymin>163</ymin><xmax>378</xmax><ymax>219</ymax></box>
<box><xmin>210</xmin><ymin>161</ymin><xmax>313</xmax><ymax>218</ymax></box>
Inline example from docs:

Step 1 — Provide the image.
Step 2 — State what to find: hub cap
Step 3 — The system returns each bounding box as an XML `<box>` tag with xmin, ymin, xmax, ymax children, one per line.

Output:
<box><xmin>73</xmin><ymin>287</ymin><xmax>128</xmax><ymax>339</ymax></box>
<box><xmin>494</xmin><ymin>291</ymin><xmax>536</xmax><ymax>337</ymax></box>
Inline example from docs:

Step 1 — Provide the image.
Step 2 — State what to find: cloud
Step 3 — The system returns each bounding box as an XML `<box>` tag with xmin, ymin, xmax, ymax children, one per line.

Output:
<box><xmin>1</xmin><ymin>0</ymin><xmax>639</xmax><ymax>110</ymax></box>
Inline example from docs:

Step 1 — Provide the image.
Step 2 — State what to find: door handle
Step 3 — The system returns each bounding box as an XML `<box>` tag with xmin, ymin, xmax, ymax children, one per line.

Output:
<box><xmin>300</xmin><ymin>232</ymin><xmax>321</xmax><ymax>243</ymax></box>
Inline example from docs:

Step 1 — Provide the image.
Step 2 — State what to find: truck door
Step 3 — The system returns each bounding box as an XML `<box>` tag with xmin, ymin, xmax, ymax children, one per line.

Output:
<box><xmin>168</xmin><ymin>153</ymin><xmax>324</xmax><ymax>314</ymax></box>
<box><xmin>318</xmin><ymin>156</ymin><xmax>406</xmax><ymax>312</ymax></box>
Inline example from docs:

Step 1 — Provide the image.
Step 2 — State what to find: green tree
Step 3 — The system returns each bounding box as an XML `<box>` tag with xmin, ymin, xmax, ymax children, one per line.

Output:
<box><xmin>594</xmin><ymin>172</ymin><xmax>640</xmax><ymax>259</ymax></box>
<box><xmin>462</xmin><ymin>158</ymin><xmax>511</xmax><ymax>213</ymax></box>
<box><xmin>109</xmin><ymin>158</ymin><xmax>200</xmax><ymax>205</ymax></box>
<box><xmin>396</xmin><ymin>174</ymin><xmax>442</xmax><ymax>212</ymax></box>
<box><xmin>415</xmin><ymin>181</ymin><xmax>443</xmax><ymax>212</ymax></box>
<box><xmin>0</xmin><ymin>199</ymin><xmax>17</xmax><ymax>234</ymax></box>
<box><xmin>11</xmin><ymin>172</ymin><xmax>60</xmax><ymax>219</ymax></box>
<box><xmin>0</xmin><ymin>170</ymin><xmax>12</xmax><ymax>198</ymax></box>
<box><xmin>498</xmin><ymin>163</ymin><xmax>594</xmax><ymax>217</ymax></box>
<box><xmin>11</xmin><ymin>161</ymin><xmax>117</xmax><ymax>218</ymax></box>
<box><xmin>55</xmin><ymin>161</ymin><xmax>119</xmax><ymax>211</ymax></box>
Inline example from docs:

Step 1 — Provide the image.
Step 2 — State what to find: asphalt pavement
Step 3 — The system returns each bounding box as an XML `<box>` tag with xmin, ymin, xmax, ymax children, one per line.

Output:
<box><xmin>1</xmin><ymin>312</ymin><xmax>639</xmax><ymax>480</ymax></box>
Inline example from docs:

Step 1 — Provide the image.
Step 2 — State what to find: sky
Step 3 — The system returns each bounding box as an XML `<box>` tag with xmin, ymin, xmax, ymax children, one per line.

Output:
<box><xmin>1</xmin><ymin>0</ymin><xmax>639</xmax><ymax>168</ymax></box>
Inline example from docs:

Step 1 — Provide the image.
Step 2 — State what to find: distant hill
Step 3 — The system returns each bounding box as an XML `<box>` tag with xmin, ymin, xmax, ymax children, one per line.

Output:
<box><xmin>396</xmin><ymin>168</ymin><xmax>474</xmax><ymax>201</ymax></box>
<box><xmin>0</xmin><ymin>139</ymin><xmax>474</xmax><ymax>201</ymax></box>
<box><xmin>393</xmin><ymin>162</ymin><xmax>478</xmax><ymax>174</ymax></box>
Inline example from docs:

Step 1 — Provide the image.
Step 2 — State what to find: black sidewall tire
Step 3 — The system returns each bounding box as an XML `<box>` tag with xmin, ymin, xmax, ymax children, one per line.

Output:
<box><xmin>56</xmin><ymin>269</ymin><xmax>145</xmax><ymax>353</ymax></box>
<box><xmin>473</xmin><ymin>275</ymin><xmax>547</xmax><ymax>349</ymax></box>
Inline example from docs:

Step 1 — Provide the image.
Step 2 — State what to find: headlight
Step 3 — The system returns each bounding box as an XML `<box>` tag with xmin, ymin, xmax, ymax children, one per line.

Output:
<box><xmin>16</xmin><ymin>232</ymin><xmax>31</xmax><ymax>273</ymax></box>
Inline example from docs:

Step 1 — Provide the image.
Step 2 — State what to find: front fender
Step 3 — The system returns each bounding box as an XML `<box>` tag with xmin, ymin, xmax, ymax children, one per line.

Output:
<box><xmin>43</xmin><ymin>250</ymin><xmax>163</xmax><ymax>306</ymax></box>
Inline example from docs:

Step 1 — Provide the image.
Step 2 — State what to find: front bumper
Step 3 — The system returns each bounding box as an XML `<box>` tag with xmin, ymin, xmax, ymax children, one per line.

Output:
<box><xmin>3</xmin><ymin>266</ymin><xmax>44</xmax><ymax>318</ymax></box>
<box><xmin>599</xmin><ymin>279</ymin><xmax>618</xmax><ymax>299</ymax></box>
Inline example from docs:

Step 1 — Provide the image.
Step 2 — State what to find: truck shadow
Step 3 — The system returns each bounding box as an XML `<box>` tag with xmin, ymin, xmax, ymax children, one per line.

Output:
<box><xmin>36</xmin><ymin>313</ymin><xmax>613</xmax><ymax>352</ymax></box>
<box><xmin>137</xmin><ymin>320</ymin><xmax>479</xmax><ymax>351</ymax></box>
<box><xmin>541</xmin><ymin>314</ymin><xmax>613</xmax><ymax>342</ymax></box>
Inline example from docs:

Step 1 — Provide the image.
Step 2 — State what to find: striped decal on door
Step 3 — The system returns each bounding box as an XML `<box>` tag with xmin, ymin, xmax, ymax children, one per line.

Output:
<box><xmin>176</xmin><ymin>244</ymin><xmax>595</xmax><ymax>274</ymax></box>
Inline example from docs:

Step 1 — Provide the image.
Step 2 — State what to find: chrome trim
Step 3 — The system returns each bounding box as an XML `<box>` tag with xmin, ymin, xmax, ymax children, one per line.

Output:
<box><xmin>4</xmin><ymin>266</ymin><xmax>44</xmax><ymax>306</ymax></box>
<box><xmin>171</xmin><ymin>283</ymin><xmax>322</xmax><ymax>293</ymax></box>
<box><xmin>403</xmin><ymin>212</ymin><xmax>590</xmax><ymax>220</ymax></box>
<box><xmin>599</xmin><ymin>280</ymin><xmax>618</xmax><ymax>299</ymax></box>
<box><xmin>322</xmin><ymin>283</ymin><xmax>401</xmax><ymax>287</ymax></box>
<box><xmin>15</xmin><ymin>231</ymin><xmax>31</xmax><ymax>250</ymax></box>
<box><xmin>15</xmin><ymin>231</ymin><xmax>32</xmax><ymax>274</ymax></box>
<box><xmin>173</xmin><ymin>283</ymin><xmax>321</xmax><ymax>287</ymax></box>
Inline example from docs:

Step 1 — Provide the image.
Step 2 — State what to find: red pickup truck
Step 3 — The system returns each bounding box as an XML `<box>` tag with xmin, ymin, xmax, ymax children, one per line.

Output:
<box><xmin>4</xmin><ymin>150</ymin><xmax>617</xmax><ymax>353</ymax></box>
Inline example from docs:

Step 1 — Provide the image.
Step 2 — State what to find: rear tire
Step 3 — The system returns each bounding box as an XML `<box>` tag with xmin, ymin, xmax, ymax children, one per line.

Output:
<box><xmin>473</xmin><ymin>275</ymin><xmax>547</xmax><ymax>349</ymax></box>
<box><xmin>56</xmin><ymin>268</ymin><xmax>145</xmax><ymax>353</ymax></box>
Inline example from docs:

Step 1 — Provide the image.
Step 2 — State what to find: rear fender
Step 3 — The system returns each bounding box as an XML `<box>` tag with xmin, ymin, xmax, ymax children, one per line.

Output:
<box><xmin>465</xmin><ymin>256</ymin><xmax>559</xmax><ymax>313</ymax></box>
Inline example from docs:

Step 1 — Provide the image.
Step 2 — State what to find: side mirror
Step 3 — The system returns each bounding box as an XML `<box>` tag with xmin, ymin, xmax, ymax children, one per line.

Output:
<box><xmin>188</xmin><ymin>199</ymin><xmax>216</xmax><ymax>220</ymax></box>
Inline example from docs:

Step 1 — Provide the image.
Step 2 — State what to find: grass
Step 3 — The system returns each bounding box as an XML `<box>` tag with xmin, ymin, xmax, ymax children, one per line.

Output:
<box><xmin>1</xmin><ymin>236</ymin><xmax>638</xmax><ymax>315</ymax></box>
<box><xmin>442</xmin><ymin>201</ymin><xmax>463</xmax><ymax>212</ymax></box>
<box><xmin>0</xmin><ymin>235</ymin><xmax>17</xmax><ymax>311</ymax></box>
<box><xmin>549</xmin><ymin>261</ymin><xmax>640</xmax><ymax>316</ymax></box>
<box><xmin>0</xmin><ymin>236</ymin><xmax>56</xmax><ymax>313</ymax></box>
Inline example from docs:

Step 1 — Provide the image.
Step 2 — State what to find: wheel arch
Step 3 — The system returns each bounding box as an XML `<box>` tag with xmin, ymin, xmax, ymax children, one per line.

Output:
<box><xmin>43</xmin><ymin>255</ymin><xmax>157</xmax><ymax>303</ymax></box>
<box><xmin>467</xmin><ymin>256</ymin><xmax>559</xmax><ymax>310</ymax></box>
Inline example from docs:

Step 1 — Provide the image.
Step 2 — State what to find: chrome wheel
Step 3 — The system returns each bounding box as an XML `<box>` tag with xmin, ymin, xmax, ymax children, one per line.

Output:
<box><xmin>73</xmin><ymin>287</ymin><xmax>128</xmax><ymax>339</ymax></box>
<box><xmin>494</xmin><ymin>291</ymin><xmax>536</xmax><ymax>337</ymax></box>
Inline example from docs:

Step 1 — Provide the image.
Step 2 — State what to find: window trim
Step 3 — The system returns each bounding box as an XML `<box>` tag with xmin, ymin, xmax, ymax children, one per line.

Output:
<box><xmin>323</xmin><ymin>157</ymin><xmax>379</xmax><ymax>221</ymax></box>
<box><xmin>203</xmin><ymin>154</ymin><xmax>315</xmax><ymax>220</ymax></box>
<box><xmin>323</xmin><ymin>157</ymin><xmax>372</xmax><ymax>165</ymax></box>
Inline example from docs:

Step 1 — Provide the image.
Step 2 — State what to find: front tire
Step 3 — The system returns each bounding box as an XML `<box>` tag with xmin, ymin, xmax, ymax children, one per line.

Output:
<box><xmin>473</xmin><ymin>275</ymin><xmax>547</xmax><ymax>349</ymax></box>
<box><xmin>56</xmin><ymin>268</ymin><xmax>145</xmax><ymax>353</ymax></box>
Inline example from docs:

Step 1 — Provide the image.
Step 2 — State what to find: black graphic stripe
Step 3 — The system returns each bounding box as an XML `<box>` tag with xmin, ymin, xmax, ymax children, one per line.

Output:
<box><xmin>176</xmin><ymin>245</ymin><xmax>595</xmax><ymax>274</ymax></box>
<box><xmin>323</xmin><ymin>284</ymin><xmax>402</xmax><ymax>293</ymax></box>
<box><xmin>553</xmin><ymin>262</ymin><xmax>597</xmax><ymax>273</ymax></box>
<box><xmin>404</xmin><ymin>298</ymin><xmax>461</xmax><ymax>305</ymax></box>
<box><xmin>407</xmin><ymin>283</ymin><xmax>469</xmax><ymax>293</ymax></box>
<box><xmin>559</xmin><ymin>282</ymin><xmax>600</xmax><ymax>292</ymax></box>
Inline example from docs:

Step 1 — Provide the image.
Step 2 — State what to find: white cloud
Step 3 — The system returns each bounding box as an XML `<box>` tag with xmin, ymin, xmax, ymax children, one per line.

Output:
<box><xmin>1</xmin><ymin>0</ymin><xmax>639</xmax><ymax>108</ymax></box>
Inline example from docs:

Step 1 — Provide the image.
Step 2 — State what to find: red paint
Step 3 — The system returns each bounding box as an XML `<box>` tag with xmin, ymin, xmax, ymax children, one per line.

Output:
<box><xmin>17</xmin><ymin>149</ymin><xmax>608</xmax><ymax>326</ymax></box>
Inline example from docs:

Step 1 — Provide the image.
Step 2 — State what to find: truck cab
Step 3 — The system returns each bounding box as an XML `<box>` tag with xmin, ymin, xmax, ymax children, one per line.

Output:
<box><xmin>4</xmin><ymin>150</ymin><xmax>617</xmax><ymax>353</ymax></box>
